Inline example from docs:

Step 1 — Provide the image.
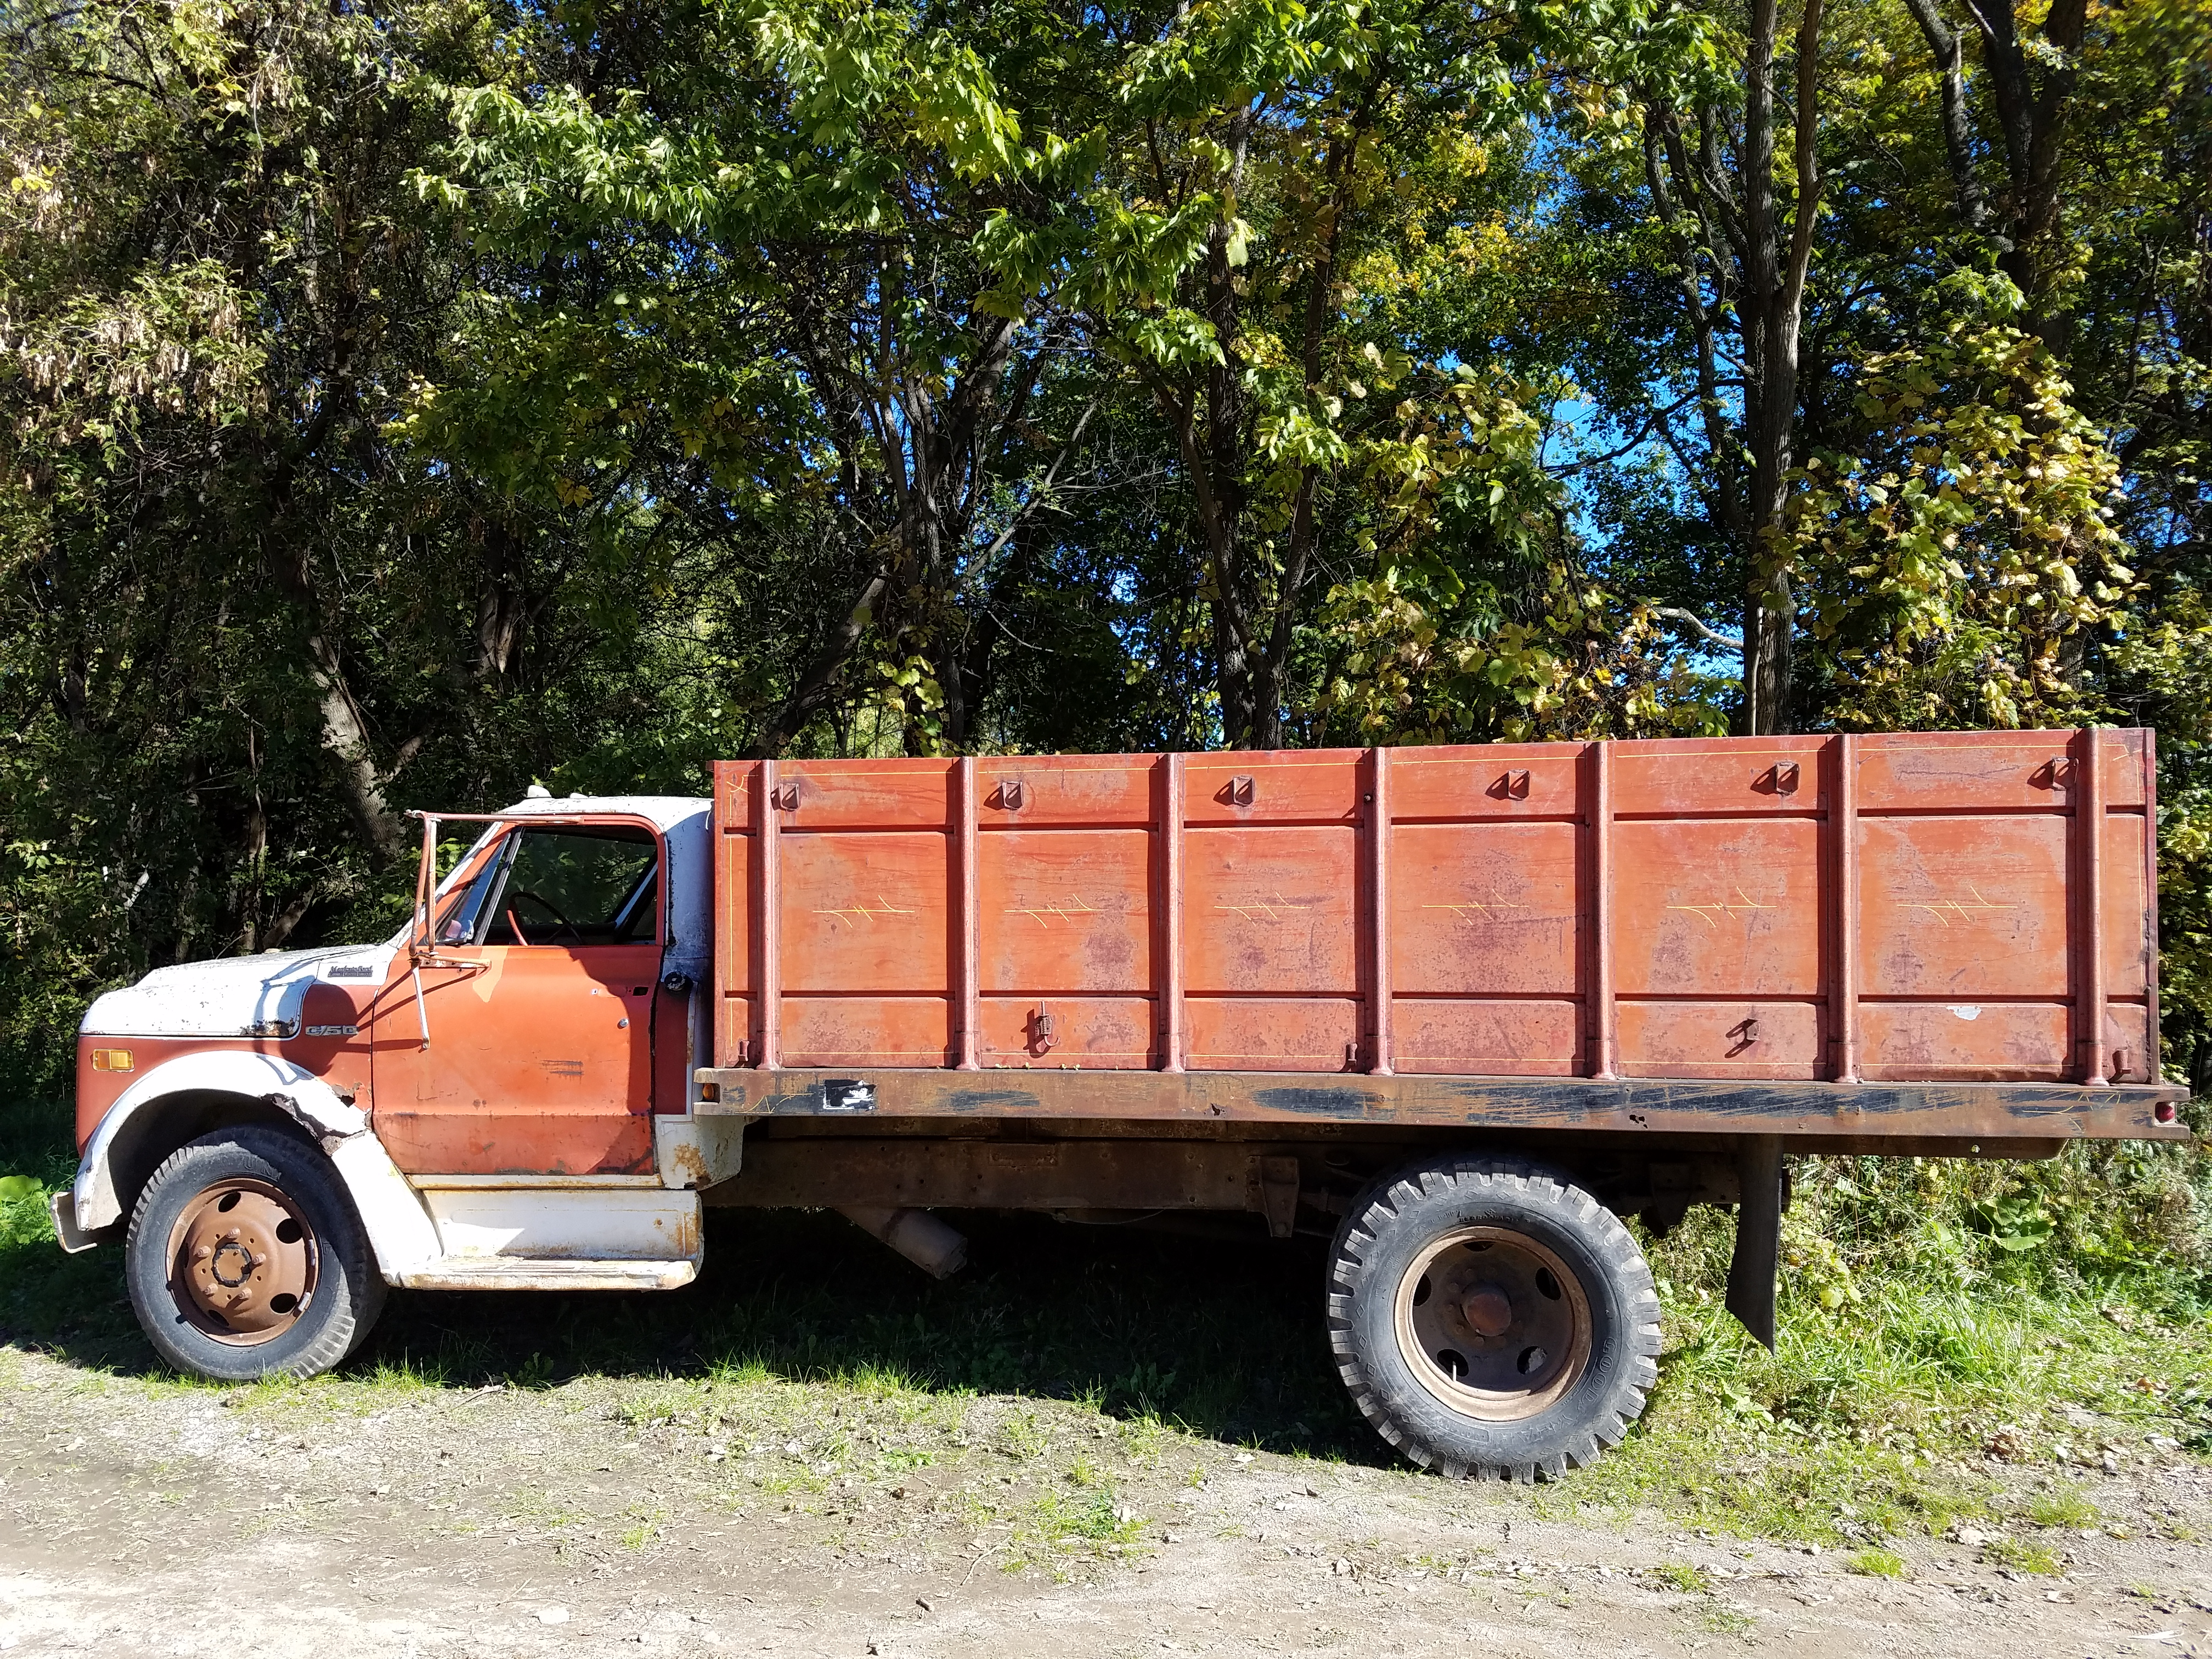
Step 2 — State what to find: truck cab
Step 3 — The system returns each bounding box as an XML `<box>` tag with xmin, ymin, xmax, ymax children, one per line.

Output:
<box><xmin>58</xmin><ymin>796</ymin><xmax>731</xmax><ymax>1380</ymax></box>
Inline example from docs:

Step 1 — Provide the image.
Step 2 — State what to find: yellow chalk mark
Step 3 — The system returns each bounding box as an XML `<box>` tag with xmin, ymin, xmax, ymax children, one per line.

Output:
<box><xmin>814</xmin><ymin>895</ymin><xmax>916</xmax><ymax>926</ymax></box>
<box><xmin>1905</xmin><ymin>886</ymin><xmax>2016</xmax><ymax>927</ymax></box>
<box><xmin>1006</xmin><ymin>896</ymin><xmax>1101</xmax><ymax>928</ymax></box>
<box><xmin>1667</xmin><ymin>888</ymin><xmax>1775</xmax><ymax>929</ymax></box>
<box><xmin>1424</xmin><ymin>898</ymin><xmax>1529</xmax><ymax>922</ymax></box>
<box><xmin>1217</xmin><ymin>892</ymin><xmax>1318</xmax><ymax>923</ymax></box>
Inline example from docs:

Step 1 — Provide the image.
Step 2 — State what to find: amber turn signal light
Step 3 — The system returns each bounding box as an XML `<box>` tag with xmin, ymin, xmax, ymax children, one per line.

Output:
<box><xmin>89</xmin><ymin>1048</ymin><xmax>134</xmax><ymax>1073</ymax></box>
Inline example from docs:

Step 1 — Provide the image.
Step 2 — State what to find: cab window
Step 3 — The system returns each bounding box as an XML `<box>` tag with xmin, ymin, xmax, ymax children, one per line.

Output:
<box><xmin>444</xmin><ymin>826</ymin><xmax>660</xmax><ymax>947</ymax></box>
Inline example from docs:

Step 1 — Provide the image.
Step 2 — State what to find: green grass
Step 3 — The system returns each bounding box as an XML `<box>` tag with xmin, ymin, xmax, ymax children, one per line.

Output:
<box><xmin>5</xmin><ymin>1088</ymin><xmax>2209</xmax><ymax>1553</ymax></box>
<box><xmin>1847</xmin><ymin>1547</ymin><xmax>1908</xmax><ymax>1577</ymax></box>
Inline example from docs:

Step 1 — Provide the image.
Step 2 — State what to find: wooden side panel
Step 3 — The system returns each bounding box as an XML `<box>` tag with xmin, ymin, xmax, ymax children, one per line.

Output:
<box><xmin>712</xmin><ymin>761</ymin><xmax>754</xmax><ymax>1069</ymax></box>
<box><xmin>1617</xmin><ymin>999</ymin><xmax>1822</xmax><ymax>1079</ymax></box>
<box><xmin>781</xmin><ymin>997</ymin><xmax>953</xmax><ymax>1068</ymax></box>
<box><xmin>1858</xmin><ymin>1001</ymin><xmax>2070</xmax><ymax>1082</ymax></box>
<box><xmin>1610</xmin><ymin>819</ymin><xmax>1824</xmax><ymax>997</ymax></box>
<box><xmin>1612</xmin><ymin>737</ymin><xmax>1830</xmax><ymax>816</ymax></box>
<box><xmin>2103</xmin><ymin>812</ymin><xmax>2153</xmax><ymax>997</ymax></box>
<box><xmin>978</xmin><ymin>996</ymin><xmax>1154</xmax><ymax>1068</ymax></box>
<box><xmin>976</xmin><ymin>755</ymin><xmax>1153</xmax><ymax>826</ymax></box>
<box><xmin>1855</xmin><ymin>729</ymin><xmax>2147</xmax><ymax>811</ymax></box>
<box><xmin>1184</xmin><ymin>825</ymin><xmax>1358</xmax><ymax>993</ymax></box>
<box><xmin>780</xmin><ymin>831</ymin><xmax>950</xmax><ymax>994</ymax></box>
<box><xmin>979</xmin><ymin>830</ymin><xmax>1151</xmax><ymax>992</ymax></box>
<box><xmin>1856</xmin><ymin>815</ymin><xmax>2068</xmax><ymax>998</ymax></box>
<box><xmin>1186</xmin><ymin>996</ymin><xmax>1358</xmax><ymax>1071</ymax></box>
<box><xmin>777</xmin><ymin>760</ymin><xmax>953</xmax><ymax>830</ymax></box>
<box><xmin>1389</xmin><ymin>744</ymin><xmax>1584</xmax><ymax>821</ymax></box>
<box><xmin>1184</xmin><ymin>751</ymin><xmax>1360</xmax><ymax>825</ymax></box>
<box><xmin>708</xmin><ymin>729</ymin><xmax>2159</xmax><ymax>1092</ymax></box>
<box><xmin>1390</xmin><ymin>822</ymin><xmax>1579</xmax><ymax>995</ymax></box>
<box><xmin>1391</xmin><ymin>998</ymin><xmax>1579</xmax><ymax>1075</ymax></box>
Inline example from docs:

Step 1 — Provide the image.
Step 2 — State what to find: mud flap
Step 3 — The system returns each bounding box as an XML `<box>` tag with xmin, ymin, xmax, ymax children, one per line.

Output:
<box><xmin>1725</xmin><ymin>1135</ymin><xmax>1785</xmax><ymax>1349</ymax></box>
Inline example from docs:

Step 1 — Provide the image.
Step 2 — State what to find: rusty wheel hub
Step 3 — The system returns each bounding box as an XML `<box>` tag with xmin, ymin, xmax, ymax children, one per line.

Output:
<box><xmin>166</xmin><ymin>1179</ymin><xmax>317</xmax><ymax>1346</ymax></box>
<box><xmin>1395</xmin><ymin>1227</ymin><xmax>1593</xmax><ymax>1422</ymax></box>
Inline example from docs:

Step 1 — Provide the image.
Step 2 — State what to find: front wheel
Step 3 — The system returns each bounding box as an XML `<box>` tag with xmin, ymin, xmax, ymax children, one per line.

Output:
<box><xmin>125</xmin><ymin>1125</ymin><xmax>386</xmax><ymax>1381</ymax></box>
<box><xmin>1327</xmin><ymin>1156</ymin><xmax>1661</xmax><ymax>1480</ymax></box>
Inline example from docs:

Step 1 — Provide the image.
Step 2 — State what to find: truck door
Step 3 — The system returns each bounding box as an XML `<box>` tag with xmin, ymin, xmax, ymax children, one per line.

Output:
<box><xmin>372</xmin><ymin>821</ymin><xmax>664</xmax><ymax>1175</ymax></box>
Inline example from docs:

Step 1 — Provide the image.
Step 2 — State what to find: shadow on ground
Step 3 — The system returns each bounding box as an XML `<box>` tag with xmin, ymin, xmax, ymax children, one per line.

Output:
<box><xmin>4</xmin><ymin>1132</ymin><xmax>1375</xmax><ymax>1460</ymax></box>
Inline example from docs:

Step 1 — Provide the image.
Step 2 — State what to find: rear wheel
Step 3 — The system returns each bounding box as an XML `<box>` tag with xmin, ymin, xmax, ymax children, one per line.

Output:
<box><xmin>1327</xmin><ymin>1155</ymin><xmax>1660</xmax><ymax>1480</ymax></box>
<box><xmin>125</xmin><ymin>1126</ymin><xmax>386</xmax><ymax>1382</ymax></box>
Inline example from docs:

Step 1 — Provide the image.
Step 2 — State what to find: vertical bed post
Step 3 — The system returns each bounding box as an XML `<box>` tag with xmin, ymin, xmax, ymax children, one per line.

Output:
<box><xmin>1833</xmin><ymin>732</ymin><xmax>1860</xmax><ymax>1084</ymax></box>
<box><xmin>2076</xmin><ymin>726</ymin><xmax>2108</xmax><ymax>1086</ymax></box>
<box><xmin>1368</xmin><ymin>746</ymin><xmax>1393</xmax><ymax>1076</ymax></box>
<box><xmin>1160</xmin><ymin>752</ymin><xmax>1186</xmax><ymax>1074</ymax></box>
<box><xmin>2143</xmin><ymin>729</ymin><xmax>2162</xmax><ymax>1083</ymax></box>
<box><xmin>1588</xmin><ymin>741</ymin><xmax>1617</xmax><ymax>1081</ymax></box>
<box><xmin>755</xmin><ymin>758</ymin><xmax>782</xmax><ymax>1070</ymax></box>
<box><xmin>955</xmin><ymin>755</ymin><xmax>980</xmax><ymax>1071</ymax></box>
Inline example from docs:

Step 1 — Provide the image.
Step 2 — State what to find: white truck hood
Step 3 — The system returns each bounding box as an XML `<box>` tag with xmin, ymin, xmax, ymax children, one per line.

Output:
<box><xmin>81</xmin><ymin>944</ymin><xmax>396</xmax><ymax>1038</ymax></box>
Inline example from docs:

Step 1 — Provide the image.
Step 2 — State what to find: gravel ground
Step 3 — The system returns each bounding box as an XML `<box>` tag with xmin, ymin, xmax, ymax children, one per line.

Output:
<box><xmin>4</xmin><ymin>1345</ymin><xmax>2211</xmax><ymax>1658</ymax></box>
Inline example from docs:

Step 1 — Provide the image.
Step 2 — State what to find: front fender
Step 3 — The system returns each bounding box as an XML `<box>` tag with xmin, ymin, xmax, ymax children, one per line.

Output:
<box><xmin>68</xmin><ymin>1050</ymin><xmax>441</xmax><ymax>1281</ymax></box>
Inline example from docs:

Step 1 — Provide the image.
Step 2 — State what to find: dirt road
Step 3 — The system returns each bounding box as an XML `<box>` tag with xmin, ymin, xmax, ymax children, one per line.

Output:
<box><xmin>4</xmin><ymin>1338</ymin><xmax>2210</xmax><ymax>1659</ymax></box>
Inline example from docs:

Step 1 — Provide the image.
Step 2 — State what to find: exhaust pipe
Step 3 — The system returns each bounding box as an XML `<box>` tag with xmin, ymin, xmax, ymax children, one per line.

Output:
<box><xmin>836</xmin><ymin>1206</ymin><xmax>969</xmax><ymax>1279</ymax></box>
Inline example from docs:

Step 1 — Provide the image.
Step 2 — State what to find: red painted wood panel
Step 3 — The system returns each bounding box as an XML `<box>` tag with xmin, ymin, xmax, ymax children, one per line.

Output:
<box><xmin>1184</xmin><ymin>825</ymin><xmax>1358</xmax><ymax>994</ymax></box>
<box><xmin>1184</xmin><ymin>751</ymin><xmax>1359</xmax><ymax>825</ymax></box>
<box><xmin>781</xmin><ymin>996</ymin><xmax>953</xmax><ymax>1068</ymax></box>
<box><xmin>1389</xmin><ymin>744</ymin><xmax>1583</xmax><ymax>821</ymax></box>
<box><xmin>1857</xmin><ymin>815</ymin><xmax>2068</xmax><ymax>998</ymax></box>
<box><xmin>979</xmin><ymin>830</ymin><xmax>1152</xmax><ymax>992</ymax></box>
<box><xmin>1858</xmin><ymin>1001</ymin><xmax>2070</xmax><ymax>1082</ymax></box>
<box><xmin>2103</xmin><ymin>813</ymin><xmax>2153</xmax><ymax>997</ymax></box>
<box><xmin>1390</xmin><ymin>822</ymin><xmax>1578</xmax><ymax>995</ymax></box>
<box><xmin>1855</xmin><ymin>729</ymin><xmax>2148</xmax><ymax>812</ymax></box>
<box><xmin>779</xmin><ymin>831</ymin><xmax>951</xmax><ymax>994</ymax></box>
<box><xmin>1617</xmin><ymin>999</ymin><xmax>1822</xmax><ymax>1079</ymax></box>
<box><xmin>1186</xmin><ymin>997</ymin><xmax>1358</xmax><ymax>1071</ymax></box>
<box><xmin>1611</xmin><ymin>819</ymin><xmax>1825</xmax><ymax>997</ymax></box>
<box><xmin>978</xmin><ymin>996</ymin><xmax>1155</xmax><ymax>1068</ymax></box>
<box><xmin>1391</xmin><ymin>998</ymin><xmax>1579</xmax><ymax>1075</ymax></box>
<box><xmin>1612</xmin><ymin>737</ymin><xmax>1830</xmax><ymax>816</ymax></box>
<box><xmin>976</xmin><ymin>756</ymin><xmax>1154</xmax><ymax>826</ymax></box>
<box><xmin>777</xmin><ymin>760</ymin><xmax>954</xmax><ymax>830</ymax></box>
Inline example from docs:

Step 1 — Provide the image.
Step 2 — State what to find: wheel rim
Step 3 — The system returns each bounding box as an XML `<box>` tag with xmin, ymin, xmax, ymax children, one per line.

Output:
<box><xmin>165</xmin><ymin>1177</ymin><xmax>318</xmax><ymax>1347</ymax></box>
<box><xmin>1393</xmin><ymin>1226</ymin><xmax>1593</xmax><ymax>1423</ymax></box>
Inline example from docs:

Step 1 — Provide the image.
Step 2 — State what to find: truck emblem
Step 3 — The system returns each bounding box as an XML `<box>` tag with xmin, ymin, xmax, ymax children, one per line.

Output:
<box><xmin>303</xmin><ymin>1024</ymin><xmax>359</xmax><ymax>1038</ymax></box>
<box><xmin>325</xmin><ymin>965</ymin><xmax>375</xmax><ymax>979</ymax></box>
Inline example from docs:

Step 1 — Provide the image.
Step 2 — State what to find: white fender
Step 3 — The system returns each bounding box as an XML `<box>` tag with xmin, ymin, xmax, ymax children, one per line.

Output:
<box><xmin>69</xmin><ymin>1050</ymin><xmax>442</xmax><ymax>1281</ymax></box>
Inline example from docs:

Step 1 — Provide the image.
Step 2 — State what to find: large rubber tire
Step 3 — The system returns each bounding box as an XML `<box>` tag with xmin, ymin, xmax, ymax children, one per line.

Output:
<box><xmin>1327</xmin><ymin>1155</ymin><xmax>1661</xmax><ymax>1481</ymax></box>
<box><xmin>125</xmin><ymin>1126</ymin><xmax>387</xmax><ymax>1382</ymax></box>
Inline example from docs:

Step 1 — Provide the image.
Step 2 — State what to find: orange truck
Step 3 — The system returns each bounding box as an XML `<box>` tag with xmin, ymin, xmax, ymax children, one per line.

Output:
<box><xmin>56</xmin><ymin>730</ymin><xmax>2186</xmax><ymax>1479</ymax></box>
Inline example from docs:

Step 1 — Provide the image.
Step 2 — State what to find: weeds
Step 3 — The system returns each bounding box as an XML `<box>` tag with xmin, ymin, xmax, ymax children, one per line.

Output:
<box><xmin>1847</xmin><ymin>1547</ymin><xmax>1907</xmax><ymax>1577</ymax></box>
<box><xmin>2027</xmin><ymin>1485</ymin><xmax>2100</xmax><ymax>1530</ymax></box>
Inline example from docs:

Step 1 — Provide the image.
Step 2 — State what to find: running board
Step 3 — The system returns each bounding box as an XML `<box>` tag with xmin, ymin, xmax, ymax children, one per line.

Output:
<box><xmin>398</xmin><ymin>1258</ymin><xmax>698</xmax><ymax>1291</ymax></box>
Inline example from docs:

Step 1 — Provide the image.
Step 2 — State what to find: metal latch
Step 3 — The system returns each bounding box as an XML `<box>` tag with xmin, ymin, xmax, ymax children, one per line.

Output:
<box><xmin>1224</xmin><ymin>775</ymin><xmax>1256</xmax><ymax>806</ymax></box>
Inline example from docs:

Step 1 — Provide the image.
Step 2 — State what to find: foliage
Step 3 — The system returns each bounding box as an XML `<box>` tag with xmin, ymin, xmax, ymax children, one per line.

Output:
<box><xmin>1</xmin><ymin>0</ymin><xmax>2209</xmax><ymax>1076</ymax></box>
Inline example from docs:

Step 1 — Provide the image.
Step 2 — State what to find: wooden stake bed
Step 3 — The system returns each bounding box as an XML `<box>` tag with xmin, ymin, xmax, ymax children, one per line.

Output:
<box><xmin>707</xmin><ymin>729</ymin><xmax>2182</xmax><ymax>1136</ymax></box>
